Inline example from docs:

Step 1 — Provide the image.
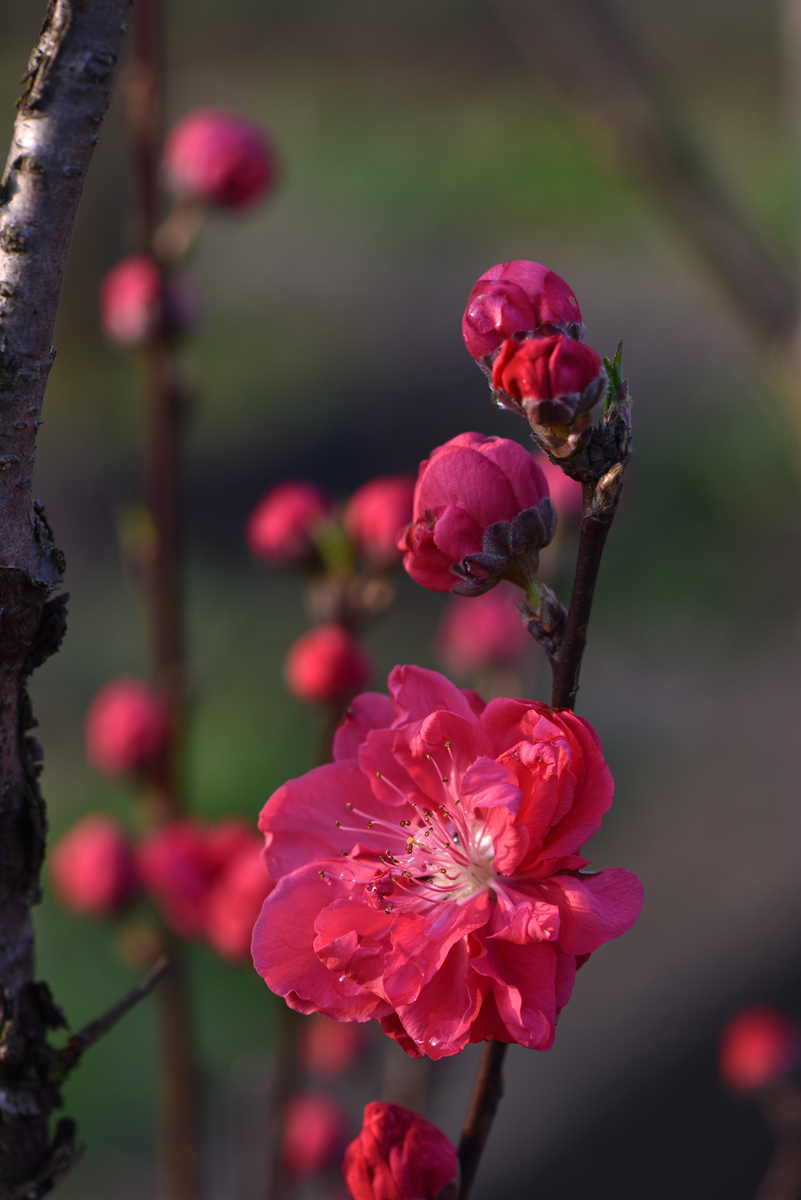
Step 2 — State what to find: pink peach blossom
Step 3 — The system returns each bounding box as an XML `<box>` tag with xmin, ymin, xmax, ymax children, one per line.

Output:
<box><xmin>50</xmin><ymin>815</ymin><xmax>139</xmax><ymax>917</ymax></box>
<box><xmin>253</xmin><ymin>666</ymin><xmax>642</xmax><ymax>1059</ymax></box>
<box><xmin>342</xmin><ymin>1102</ymin><xmax>457</xmax><ymax>1200</ymax></box>
<box><xmin>204</xmin><ymin>841</ymin><xmax>273</xmax><ymax>963</ymax></box>
<box><xmin>462</xmin><ymin>261</ymin><xmax>583</xmax><ymax>362</ymax></box>
<box><xmin>399</xmin><ymin>432</ymin><xmax>551</xmax><ymax>596</ymax></box>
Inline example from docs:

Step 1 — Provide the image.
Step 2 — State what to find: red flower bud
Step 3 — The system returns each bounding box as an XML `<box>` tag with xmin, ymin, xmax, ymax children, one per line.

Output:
<box><xmin>163</xmin><ymin>109</ymin><xmax>275</xmax><ymax>210</ymax></box>
<box><xmin>399</xmin><ymin>432</ymin><xmax>551</xmax><ymax>595</ymax></box>
<box><xmin>344</xmin><ymin>475</ymin><xmax>415</xmax><ymax>565</ymax></box>
<box><xmin>719</xmin><ymin>1007</ymin><xmax>800</xmax><ymax>1093</ymax></box>
<box><xmin>462</xmin><ymin>260</ymin><xmax>582</xmax><ymax>362</ymax></box>
<box><xmin>300</xmin><ymin>1016</ymin><xmax>365</xmax><ymax>1078</ymax></box>
<box><xmin>99</xmin><ymin>256</ymin><xmax>198</xmax><ymax>348</ymax></box>
<box><xmin>342</xmin><ymin>1103</ymin><xmax>457</xmax><ymax>1200</ymax></box>
<box><xmin>50</xmin><ymin>815</ymin><xmax>139</xmax><ymax>917</ymax></box>
<box><xmin>136</xmin><ymin>818</ymin><xmax>263</xmax><ymax>943</ymax></box>
<box><xmin>85</xmin><ymin>678</ymin><xmax>170</xmax><ymax>777</ymax></box>
<box><xmin>283</xmin><ymin>1093</ymin><xmax>348</xmax><ymax>1177</ymax></box>
<box><xmin>492</xmin><ymin>335</ymin><xmax>605</xmax><ymax>431</ymax></box>
<box><xmin>203</xmin><ymin>841</ymin><xmax>273</xmax><ymax>964</ymax></box>
<box><xmin>284</xmin><ymin>625</ymin><xmax>372</xmax><ymax>704</ymax></box>
<box><xmin>436</xmin><ymin>584</ymin><xmax>528</xmax><ymax>674</ymax></box>
<box><xmin>246</xmin><ymin>481</ymin><xmax>334</xmax><ymax>566</ymax></box>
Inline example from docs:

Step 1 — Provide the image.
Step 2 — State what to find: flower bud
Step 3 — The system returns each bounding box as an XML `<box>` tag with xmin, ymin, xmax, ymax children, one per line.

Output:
<box><xmin>100</xmin><ymin>256</ymin><xmax>198</xmax><ymax>348</ymax></box>
<box><xmin>203</xmin><ymin>841</ymin><xmax>273</xmax><ymax>964</ymax></box>
<box><xmin>85</xmin><ymin>678</ymin><xmax>170</xmax><ymax>777</ymax></box>
<box><xmin>246</xmin><ymin>481</ymin><xmax>334</xmax><ymax>566</ymax></box>
<box><xmin>284</xmin><ymin>625</ymin><xmax>373</xmax><ymax>704</ymax></box>
<box><xmin>342</xmin><ymin>1103</ymin><xmax>457</xmax><ymax>1200</ymax></box>
<box><xmin>437</xmin><ymin>584</ymin><xmax>528</xmax><ymax>674</ymax></box>
<box><xmin>136</xmin><ymin>817</ymin><xmax>262</xmax><ymax>943</ymax></box>
<box><xmin>399</xmin><ymin>432</ymin><xmax>553</xmax><ymax>596</ymax></box>
<box><xmin>163</xmin><ymin>109</ymin><xmax>275</xmax><ymax>210</ymax></box>
<box><xmin>283</xmin><ymin>1093</ymin><xmax>348</xmax><ymax>1177</ymax></box>
<box><xmin>50</xmin><ymin>815</ymin><xmax>139</xmax><ymax>917</ymax></box>
<box><xmin>300</xmin><ymin>1016</ymin><xmax>365</xmax><ymax>1078</ymax></box>
<box><xmin>462</xmin><ymin>260</ymin><xmax>583</xmax><ymax>364</ymax></box>
<box><xmin>344</xmin><ymin>475</ymin><xmax>415</xmax><ymax>565</ymax></box>
<box><xmin>719</xmin><ymin>1007</ymin><xmax>800</xmax><ymax>1093</ymax></box>
<box><xmin>492</xmin><ymin>335</ymin><xmax>606</xmax><ymax>435</ymax></box>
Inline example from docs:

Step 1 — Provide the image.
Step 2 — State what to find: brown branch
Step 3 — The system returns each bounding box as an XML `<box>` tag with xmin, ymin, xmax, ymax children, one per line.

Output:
<box><xmin>0</xmin><ymin>0</ymin><xmax>130</xmax><ymax>1191</ymax></box>
<box><xmin>754</xmin><ymin>1081</ymin><xmax>801</xmax><ymax>1200</ymax></box>
<box><xmin>58</xmin><ymin>957</ymin><xmax>169</xmax><ymax>1074</ymax></box>
<box><xmin>457</xmin><ymin>1042</ymin><xmax>508</xmax><ymax>1200</ymax></box>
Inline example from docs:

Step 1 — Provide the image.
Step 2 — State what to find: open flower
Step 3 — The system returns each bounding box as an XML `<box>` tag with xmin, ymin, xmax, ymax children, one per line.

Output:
<box><xmin>253</xmin><ymin>666</ymin><xmax>642</xmax><ymax>1059</ymax></box>
<box><xmin>399</xmin><ymin>432</ymin><xmax>554</xmax><ymax>597</ymax></box>
<box><xmin>342</xmin><ymin>1102</ymin><xmax>457</xmax><ymax>1200</ymax></box>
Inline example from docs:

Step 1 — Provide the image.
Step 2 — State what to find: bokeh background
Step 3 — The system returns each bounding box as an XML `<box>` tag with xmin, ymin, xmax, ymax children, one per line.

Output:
<box><xmin>3</xmin><ymin>0</ymin><xmax>801</xmax><ymax>1196</ymax></box>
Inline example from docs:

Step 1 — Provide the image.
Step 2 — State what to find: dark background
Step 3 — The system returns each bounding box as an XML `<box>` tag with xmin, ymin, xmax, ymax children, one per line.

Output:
<box><xmin>2</xmin><ymin>0</ymin><xmax>801</xmax><ymax>1195</ymax></box>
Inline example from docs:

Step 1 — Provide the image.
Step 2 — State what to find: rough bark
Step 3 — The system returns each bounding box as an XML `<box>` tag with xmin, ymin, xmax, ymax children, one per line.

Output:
<box><xmin>0</xmin><ymin>1</ymin><xmax>130</xmax><ymax>1192</ymax></box>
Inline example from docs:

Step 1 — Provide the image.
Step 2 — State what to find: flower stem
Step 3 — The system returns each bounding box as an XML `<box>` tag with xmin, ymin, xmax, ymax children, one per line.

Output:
<box><xmin>457</xmin><ymin>1041</ymin><xmax>508</xmax><ymax>1200</ymax></box>
<box><xmin>550</xmin><ymin>480</ymin><xmax>614</xmax><ymax>710</ymax></box>
<box><xmin>126</xmin><ymin>2</ymin><xmax>201</xmax><ymax>1196</ymax></box>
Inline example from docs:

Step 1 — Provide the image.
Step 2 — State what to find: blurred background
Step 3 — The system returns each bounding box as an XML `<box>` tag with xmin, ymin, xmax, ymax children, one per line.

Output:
<box><xmin>3</xmin><ymin>0</ymin><xmax>801</xmax><ymax>1195</ymax></box>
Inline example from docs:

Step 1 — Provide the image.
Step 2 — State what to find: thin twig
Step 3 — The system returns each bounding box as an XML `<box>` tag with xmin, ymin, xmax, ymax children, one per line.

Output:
<box><xmin>60</xmin><ymin>957</ymin><xmax>170</xmax><ymax>1072</ymax></box>
<box><xmin>754</xmin><ymin>1081</ymin><xmax>801</xmax><ymax>1200</ymax></box>
<box><xmin>550</xmin><ymin>487</ymin><xmax>614</xmax><ymax>710</ymax></box>
<box><xmin>457</xmin><ymin>1042</ymin><xmax>508</xmax><ymax>1200</ymax></box>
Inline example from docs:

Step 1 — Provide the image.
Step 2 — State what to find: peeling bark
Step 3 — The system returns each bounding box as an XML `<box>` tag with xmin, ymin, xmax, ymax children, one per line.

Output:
<box><xmin>0</xmin><ymin>1</ymin><xmax>130</xmax><ymax>1192</ymax></box>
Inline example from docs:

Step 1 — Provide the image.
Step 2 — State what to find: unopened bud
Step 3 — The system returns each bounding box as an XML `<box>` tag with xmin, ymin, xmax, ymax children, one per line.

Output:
<box><xmin>85</xmin><ymin>678</ymin><xmax>170</xmax><ymax>777</ymax></box>
<box><xmin>163</xmin><ymin>109</ymin><xmax>276</xmax><ymax>211</ymax></box>
<box><xmin>246</xmin><ymin>481</ymin><xmax>334</xmax><ymax>566</ymax></box>
<box><xmin>50</xmin><ymin>815</ymin><xmax>138</xmax><ymax>917</ymax></box>
<box><xmin>492</xmin><ymin>335</ymin><xmax>606</xmax><ymax>442</ymax></box>
<box><xmin>284</xmin><ymin>624</ymin><xmax>373</xmax><ymax>704</ymax></box>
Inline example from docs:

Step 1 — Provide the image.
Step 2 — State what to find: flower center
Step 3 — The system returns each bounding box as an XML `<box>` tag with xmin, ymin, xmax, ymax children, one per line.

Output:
<box><xmin>352</xmin><ymin>744</ymin><xmax>497</xmax><ymax>914</ymax></box>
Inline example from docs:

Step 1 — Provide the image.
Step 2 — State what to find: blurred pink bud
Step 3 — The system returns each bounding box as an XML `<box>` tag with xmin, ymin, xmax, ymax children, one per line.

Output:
<box><xmin>136</xmin><ymin>818</ymin><xmax>261</xmax><ymax>941</ymax></box>
<box><xmin>342</xmin><ymin>1102</ymin><xmax>457</xmax><ymax>1200</ymax></box>
<box><xmin>399</xmin><ymin>432</ymin><xmax>551</xmax><ymax>596</ymax></box>
<box><xmin>99</xmin><ymin>256</ymin><xmax>197</xmax><ymax>348</ymax></box>
<box><xmin>536</xmin><ymin>454</ymin><xmax>582</xmax><ymax>520</ymax></box>
<box><xmin>85</xmin><ymin>678</ymin><xmax>170</xmax><ymax>777</ymax></box>
<box><xmin>163</xmin><ymin>109</ymin><xmax>275</xmax><ymax>210</ymax></box>
<box><xmin>283</xmin><ymin>1093</ymin><xmax>348</xmax><ymax>1177</ymax></box>
<box><xmin>463</xmin><ymin>260</ymin><xmax>583</xmax><ymax>362</ymax></box>
<box><xmin>719</xmin><ymin>1007</ymin><xmax>800</xmax><ymax>1093</ymax></box>
<box><xmin>50</xmin><ymin>815</ymin><xmax>139</xmax><ymax>917</ymax></box>
<box><xmin>284</xmin><ymin>625</ymin><xmax>372</xmax><ymax>704</ymax></box>
<box><xmin>203</xmin><ymin>841</ymin><xmax>273</xmax><ymax>964</ymax></box>
<box><xmin>246</xmin><ymin>481</ymin><xmax>334</xmax><ymax>566</ymax></box>
<box><xmin>492</xmin><ymin>335</ymin><xmax>605</xmax><ymax>431</ymax></box>
<box><xmin>300</xmin><ymin>1016</ymin><xmax>365</xmax><ymax>1078</ymax></box>
<box><xmin>344</xmin><ymin>475</ymin><xmax>415</xmax><ymax>565</ymax></box>
<box><xmin>436</xmin><ymin>584</ymin><xmax>527</xmax><ymax>675</ymax></box>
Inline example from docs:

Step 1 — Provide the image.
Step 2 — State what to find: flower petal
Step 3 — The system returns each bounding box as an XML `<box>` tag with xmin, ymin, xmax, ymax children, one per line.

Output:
<box><xmin>333</xmin><ymin>692</ymin><xmax>394</xmax><ymax>762</ymax></box>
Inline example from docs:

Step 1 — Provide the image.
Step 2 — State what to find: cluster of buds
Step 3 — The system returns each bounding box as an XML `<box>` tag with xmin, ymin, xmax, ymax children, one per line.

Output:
<box><xmin>463</xmin><ymin>259</ymin><xmax>630</xmax><ymax>475</ymax></box>
<box><xmin>51</xmin><ymin>811</ymin><xmax>271</xmax><ymax>965</ymax></box>
<box><xmin>100</xmin><ymin>110</ymin><xmax>275</xmax><ymax>350</ymax></box>
<box><xmin>247</xmin><ymin>475</ymin><xmax>415</xmax><ymax>706</ymax></box>
<box><xmin>51</xmin><ymin>678</ymin><xmax>271</xmax><ymax>964</ymax></box>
